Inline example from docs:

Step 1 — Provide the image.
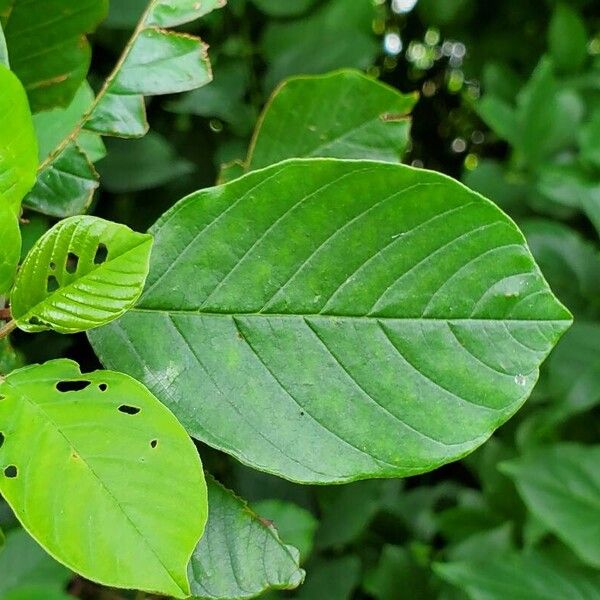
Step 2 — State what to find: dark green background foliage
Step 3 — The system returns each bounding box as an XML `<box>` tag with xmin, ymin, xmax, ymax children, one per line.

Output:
<box><xmin>1</xmin><ymin>0</ymin><xmax>599</xmax><ymax>598</ymax></box>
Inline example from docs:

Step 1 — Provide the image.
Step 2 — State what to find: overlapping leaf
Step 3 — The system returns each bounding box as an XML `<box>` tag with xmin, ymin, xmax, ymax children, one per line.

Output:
<box><xmin>0</xmin><ymin>64</ymin><xmax>37</xmax><ymax>212</ymax></box>
<box><xmin>0</xmin><ymin>0</ymin><xmax>108</xmax><ymax>112</ymax></box>
<box><xmin>0</xmin><ymin>359</ymin><xmax>207</xmax><ymax>598</ymax></box>
<box><xmin>189</xmin><ymin>478</ymin><xmax>304</xmax><ymax>599</ymax></box>
<box><xmin>501</xmin><ymin>444</ymin><xmax>600</xmax><ymax>568</ymax></box>
<box><xmin>11</xmin><ymin>216</ymin><xmax>152</xmax><ymax>333</ymax></box>
<box><xmin>0</xmin><ymin>201</ymin><xmax>20</xmax><ymax>295</ymax></box>
<box><xmin>89</xmin><ymin>159</ymin><xmax>571</xmax><ymax>484</ymax></box>
<box><xmin>247</xmin><ymin>70</ymin><xmax>418</xmax><ymax>171</ymax></box>
<box><xmin>87</xmin><ymin>0</ymin><xmax>222</xmax><ymax>138</ymax></box>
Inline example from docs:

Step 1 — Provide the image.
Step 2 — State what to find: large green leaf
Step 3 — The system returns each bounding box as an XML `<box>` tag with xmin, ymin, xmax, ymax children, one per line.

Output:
<box><xmin>189</xmin><ymin>477</ymin><xmax>304</xmax><ymax>599</ymax></box>
<box><xmin>0</xmin><ymin>528</ymin><xmax>70</xmax><ymax>596</ymax></box>
<box><xmin>11</xmin><ymin>216</ymin><xmax>152</xmax><ymax>334</ymax></box>
<box><xmin>0</xmin><ymin>359</ymin><xmax>207</xmax><ymax>598</ymax></box>
<box><xmin>435</xmin><ymin>551</ymin><xmax>600</xmax><ymax>600</ymax></box>
<box><xmin>548</xmin><ymin>4</ymin><xmax>588</xmax><ymax>73</ymax></box>
<box><xmin>0</xmin><ymin>200</ymin><xmax>20</xmax><ymax>295</ymax></box>
<box><xmin>0</xmin><ymin>64</ymin><xmax>37</xmax><ymax>212</ymax></box>
<box><xmin>247</xmin><ymin>70</ymin><xmax>417</xmax><ymax>171</ymax></box>
<box><xmin>0</xmin><ymin>0</ymin><xmax>108</xmax><ymax>112</ymax></box>
<box><xmin>500</xmin><ymin>443</ymin><xmax>600</xmax><ymax>568</ymax></box>
<box><xmin>87</xmin><ymin>0</ymin><xmax>222</xmax><ymax>139</ymax></box>
<box><xmin>89</xmin><ymin>159</ymin><xmax>571</xmax><ymax>484</ymax></box>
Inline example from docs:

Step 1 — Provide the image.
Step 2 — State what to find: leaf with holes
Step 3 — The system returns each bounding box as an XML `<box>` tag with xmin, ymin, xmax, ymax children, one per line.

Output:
<box><xmin>0</xmin><ymin>199</ymin><xmax>21</xmax><ymax>295</ymax></box>
<box><xmin>86</xmin><ymin>0</ymin><xmax>223</xmax><ymax>139</ymax></box>
<box><xmin>0</xmin><ymin>0</ymin><xmax>108</xmax><ymax>112</ymax></box>
<box><xmin>0</xmin><ymin>359</ymin><xmax>207</xmax><ymax>598</ymax></box>
<box><xmin>0</xmin><ymin>64</ymin><xmax>37</xmax><ymax>213</ymax></box>
<box><xmin>247</xmin><ymin>70</ymin><xmax>417</xmax><ymax>171</ymax></box>
<box><xmin>11</xmin><ymin>216</ymin><xmax>152</xmax><ymax>334</ymax></box>
<box><xmin>89</xmin><ymin>159</ymin><xmax>571</xmax><ymax>484</ymax></box>
<box><xmin>189</xmin><ymin>476</ymin><xmax>304</xmax><ymax>599</ymax></box>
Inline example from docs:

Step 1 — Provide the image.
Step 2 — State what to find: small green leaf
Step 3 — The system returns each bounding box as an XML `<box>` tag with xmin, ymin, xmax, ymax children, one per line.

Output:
<box><xmin>0</xmin><ymin>200</ymin><xmax>21</xmax><ymax>295</ymax></box>
<box><xmin>548</xmin><ymin>4</ymin><xmax>588</xmax><ymax>73</ymax></box>
<box><xmin>435</xmin><ymin>551</ymin><xmax>600</xmax><ymax>600</ymax></box>
<box><xmin>0</xmin><ymin>64</ymin><xmax>37</xmax><ymax>212</ymax></box>
<box><xmin>88</xmin><ymin>0</ymin><xmax>223</xmax><ymax>139</ymax></box>
<box><xmin>247</xmin><ymin>70</ymin><xmax>417</xmax><ymax>170</ymax></box>
<box><xmin>295</xmin><ymin>556</ymin><xmax>361</xmax><ymax>600</ymax></box>
<box><xmin>23</xmin><ymin>143</ymin><xmax>99</xmax><ymax>218</ymax></box>
<box><xmin>253</xmin><ymin>499</ymin><xmax>318</xmax><ymax>562</ymax></box>
<box><xmin>0</xmin><ymin>359</ymin><xmax>207</xmax><ymax>598</ymax></box>
<box><xmin>32</xmin><ymin>82</ymin><xmax>105</xmax><ymax>163</ymax></box>
<box><xmin>0</xmin><ymin>528</ymin><xmax>70</xmax><ymax>596</ymax></box>
<box><xmin>500</xmin><ymin>443</ymin><xmax>600</xmax><ymax>568</ymax></box>
<box><xmin>89</xmin><ymin>159</ymin><xmax>571</xmax><ymax>484</ymax></box>
<box><xmin>0</xmin><ymin>0</ymin><xmax>108</xmax><ymax>112</ymax></box>
<box><xmin>189</xmin><ymin>477</ymin><xmax>304</xmax><ymax>599</ymax></box>
<box><xmin>11</xmin><ymin>216</ymin><xmax>152</xmax><ymax>334</ymax></box>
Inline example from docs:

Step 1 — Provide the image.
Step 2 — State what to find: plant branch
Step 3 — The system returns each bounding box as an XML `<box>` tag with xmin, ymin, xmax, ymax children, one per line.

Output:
<box><xmin>37</xmin><ymin>0</ymin><xmax>158</xmax><ymax>172</ymax></box>
<box><xmin>0</xmin><ymin>319</ymin><xmax>16</xmax><ymax>340</ymax></box>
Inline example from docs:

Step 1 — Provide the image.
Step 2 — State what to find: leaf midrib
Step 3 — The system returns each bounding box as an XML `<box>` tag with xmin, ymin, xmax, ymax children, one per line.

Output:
<box><xmin>3</xmin><ymin>377</ymin><xmax>185</xmax><ymax>595</ymax></box>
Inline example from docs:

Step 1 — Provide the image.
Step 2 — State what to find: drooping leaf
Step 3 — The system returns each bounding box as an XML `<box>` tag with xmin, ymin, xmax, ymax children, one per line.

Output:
<box><xmin>89</xmin><ymin>159</ymin><xmax>571</xmax><ymax>484</ymax></box>
<box><xmin>189</xmin><ymin>477</ymin><xmax>304</xmax><ymax>599</ymax></box>
<box><xmin>0</xmin><ymin>64</ymin><xmax>37</xmax><ymax>212</ymax></box>
<box><xmin>500</xmin><ymin>443</ymin><xmax>600</xmax><ymax>568</ymax></box>
<box><xmin>11</xmin><ymin>216</ymin><xmax>152</xmax><ymax>334</ymax></box>
<box><xmin>253</xmin><ymin>499</ymin><xmax>318</xmax><ymax>562</ymax></box>
<box><xmin>23</xmin><ymin>143</ymin><xmax>99</xmax><ymax>218</ymax></box>
<box><xmin>0</xmin><ymin>359</ymin><xmax>207</xmax><ymax>598</ymax></box>
<box><xmin>261</xmin><ymin>0</ymin><xmax>378</xmax><ymax>90</ymax></box>
<box><xmin>0</xmin><ymin>200</ymin><xmax>21</xmax><ymax>295</ymax></box>
<box><xmin>0</xmin><ymin>0</ymin><xmax>108</xmax><ymax>112</ymax></box>
<box><xmin>87</xmin><ymin>0</ymin><xmax>222</xmax><ymax>139</ymax></box>
<box><xmin>435</xmin><ymin>551</ymin><xmax>600</xmax><ymax>600</ymax></box>
<box><xmin>548</xmin><ymin>4</ymin><xmax>588</xmax><ymax>73</ymax></box>
<box><xmin>97</xmin><ymin>132</ymin><xmax>194</xmax><ymax>193</ymax></box>
<box><xmin>0</xmin><ymin>528</ymin><xmax>70</xmax><ymax>596</ymax></box>
<box><xmin>246</xmin><ymin>70</ymin><xmax>417</xmax><ymax>171</ymax></box>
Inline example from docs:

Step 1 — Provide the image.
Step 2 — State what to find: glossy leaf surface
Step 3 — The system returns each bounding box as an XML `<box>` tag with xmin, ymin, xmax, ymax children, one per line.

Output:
<box><xmin>0</xmin><ymin>359</ymin><xmax>207</xmax><ymax>598</ymax></box>
<box><xmin>247</xmin><ymin>70</ymin><xmax>417</xmax><ymax>170</ymax></box>
<box><xmin>90</xmin><ymin>159</ymin><xmax>571</xmax><ymax>484</ymax></box>
<box><xmin>0</xmin><ymin>200</ymin><xmax>21</xmax><ymax>294</ymax></box>
<box><xmin>189</xmin><ymin>477</ymin><xmax>304</xmax><ymax>599</ymax></box>
<box><xmin>12</xmin><ymin>216</ymin><xmax>152</xmax><ymax>333</ymax></box>
<box><xmin>0</xmin><ymin>64</ymin><xmax>37</xmax><ymax>212</ymax></box>
<box><xmin>501</xmin><ymin>443</ymin><xmax>600</xmax><ymax>568</ymax></box>
<box><xmin>0</xmin><ymin>0</ymin><xmax>108</xmax><ymax>112</ymax></box>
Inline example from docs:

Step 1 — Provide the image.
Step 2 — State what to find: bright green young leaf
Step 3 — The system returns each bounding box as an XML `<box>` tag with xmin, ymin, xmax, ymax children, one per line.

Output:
<box><xmin>253</xmin><ymin>499</ymin><xmax>318</xmax><ymax>562</ymax></box>
<box><xmin>247</xmin><ymin>70</ymin><xmax>417</xmax><ymax>170</ymax></box>
<box><xmin>189</xmin><ymin>477</ymin><xmax>304</xmax><ymax>599</ymax></box>
<box><xmin>435</xmin><ymin>551</ymin><xmax>600</xmax><ymax>600</ymax></box>
<box><xmin>87</xmin><ymin>0</ymin><xmax>222</xmax><ymax>139</ymax></box>
<box><xmin>0</xmin><ymin>359</ymin><xmax>207</xmax><ymax>598</ymax></box>
<box><xmin>32</xmin><ymin>82</ymin><xmax>105</xmax><ymax>163</ymax></box>
<box><xmin>548</xmin><ymin>4</ymin><xmax>588</xmax><ymax>73</ymax></box>
<box><xmin>97</xmin><ymin>132</ymin><xmax>194</xmax><ymax>193</ymax></box>
<box><xmin>89</xmin><ymin>159</ymin><xmax>571</xmax><ymax>484</ymax></box>
<box><xmin>261</xmin><ymin>0</ymin><xmax>378</xmax><ymax>90</ymax></box>
<box><xmin>0</xmin><ymin>64</ymin><xmax>37</xmax><ymax>212</ymax></box>
<box><xmin>23</xmin><ymin>143</ymin><xmax>99</xmax><ymax>218</ymax></box>
<box><xmin>0</xmin><ymin>0</ymin><xmax>108</xmax><ymax>112</ymax></box>
<box><xmin>11</xmin><ymin>216</ymin><xmax>152</xmax><ymax>334</ymax></box>
<box><xmin>500</xmin><ymin>444</ymin><xmax>600</xmax><ymax>568</ymax></box>
<box><xmin>0</xmin><ymin>528</ymin><xmax>70</xmax><ymax>596</ymax></box>
<box><xmin>0</xmin><ymin>201</ymin><xmax>21</xmax><ymax>295</ymax></box>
